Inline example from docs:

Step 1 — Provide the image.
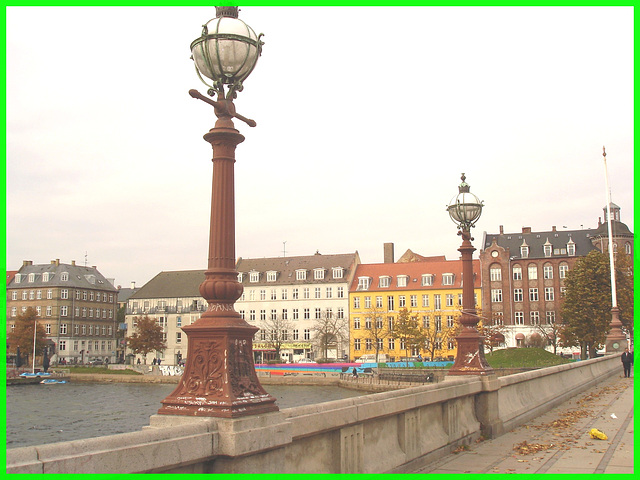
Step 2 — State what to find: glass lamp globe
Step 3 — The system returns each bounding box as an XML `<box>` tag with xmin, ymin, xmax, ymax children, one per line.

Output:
<box><xmin>447</xmin><ymin>174</ymin><xmax>483</xmax><ymax>230</ymax></box>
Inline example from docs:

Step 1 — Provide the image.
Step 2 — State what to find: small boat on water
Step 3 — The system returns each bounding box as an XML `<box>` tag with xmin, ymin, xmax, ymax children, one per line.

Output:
<box><xmin>40</xmin><ymin>379</ymin><xmax>67</xmax><ymax>385</ymax></box>
<box><xmin>19</xmin><ymin>372</ymin><xmax>51</xmax><ymax>377</ymax></box>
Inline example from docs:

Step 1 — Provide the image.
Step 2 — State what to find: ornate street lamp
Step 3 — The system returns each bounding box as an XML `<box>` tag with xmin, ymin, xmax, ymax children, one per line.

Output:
<box><xmin>446</xmin><ymin>174</ymin><xmax>493</xmax><ymax>376</ymax></box>
<box><xmin>158</xmin><ymin>7</ymin><xmax>277</xmax><ymax>417</ymax></box>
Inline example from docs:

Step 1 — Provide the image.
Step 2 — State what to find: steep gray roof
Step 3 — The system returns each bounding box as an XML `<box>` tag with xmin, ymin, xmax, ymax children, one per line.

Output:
<box><xmin>117</xmin><ymin>287</ymin><xmax>139</xmax><ymax>303</ymax></box>
<box><xmin>129</xmin><ymin>270</ymin><xmax>206</xmax><ymax>299</ymax></box>
<box><xmin>236</xmin><ymin>253</ymin><xmax>359</xmax><ymax>286</ymax></box>
<box><xmin>483</xmin><ymin>228</ymin><xmax>597</xmax><ymax>259</ymax></box>
<box><xmin>8</xmin><ymin>262</ymin><xmax>117</xmax><ymax>291</ymax></box>
<box><xmin>590</xmin><ymin>220</ymin><xmax>633</xmax><ymax>238</ymax></box>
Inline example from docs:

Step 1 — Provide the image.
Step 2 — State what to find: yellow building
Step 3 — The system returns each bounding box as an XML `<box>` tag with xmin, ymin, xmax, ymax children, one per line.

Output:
<box><xmin>348</xmin><ymin>256</ymin><xmax>482</xmax><ymax>363</ymax></box>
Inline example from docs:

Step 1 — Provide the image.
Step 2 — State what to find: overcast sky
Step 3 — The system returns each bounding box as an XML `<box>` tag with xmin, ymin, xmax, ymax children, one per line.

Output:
<box><xmin>6</xmin><ymin>6</ymin><xmax>634</xmax><ymax>288</ymax></box>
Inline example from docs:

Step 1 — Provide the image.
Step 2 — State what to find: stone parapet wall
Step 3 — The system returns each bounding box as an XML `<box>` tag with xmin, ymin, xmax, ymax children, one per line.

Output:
<box><xmin>6</xmin><ymin>354</ymin><xmax>622</xmax><ymax>474</ymax></box>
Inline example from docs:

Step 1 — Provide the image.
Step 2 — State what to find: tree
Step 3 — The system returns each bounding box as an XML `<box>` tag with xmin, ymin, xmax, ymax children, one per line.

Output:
<box><xmin>261</xmin><ymin>314</ymin><xmax>294</xmax><ymax>361</ymax></box>
<box><xmin>560</xmin><ymin>250</ymin><xmax>612</xmax><ymax>359</ymax></box>
<box><xmin>392</xmin><ymin>308</ymin><xmax>425</xmax><ymax>361</ymax></box>
<box><xmin>614</xmin><ymin>251</ymin><xmax>634</xmax><ymax>340</ymax></box>
<box><xmin>420</xmin><ymin>312</ymin><xmax>459</xmax><ymax>361</ymax></box>
<box><xmin>534</xmin><ymin>320</ymin><xmax>565</xmax><ymax>355</ymax></box>
<box><xmin>360</xmin><ymin>306</ymin><xmax>391</xmax><ymax>362</ymax></box>
<box><xmin>7</xmin><ymin>307</ymin><xmax>47</xmax><ymax>363</ymax></box>
<box><xmin>127</xmin><ymin>315</ymin><xmax>167</xmax><ymax>363</ymax></box>
<box><xmin>477</xmin><ymin>311</ymin><xmax>508</xmax><ymax>353</ymax></box>
<box><xmin>312</xmin><ymin>310</ymin><xmax>348</xmax><ymax>361</ymax></box>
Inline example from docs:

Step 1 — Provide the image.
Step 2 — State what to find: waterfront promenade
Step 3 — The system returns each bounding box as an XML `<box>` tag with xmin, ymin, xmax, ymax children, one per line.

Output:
<box><xmin>410</xmin><ymin>372</ymin><xmax>634</xmax><ymax>474</ymax></box>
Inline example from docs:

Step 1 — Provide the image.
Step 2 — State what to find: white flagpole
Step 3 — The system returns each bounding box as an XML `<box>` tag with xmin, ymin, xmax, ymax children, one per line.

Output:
<box><xmin>32</xmin><ymin>318</ymin><xmax>37</xmax><ymax>373</ymax></box>
<box><xmin>602</xmin><ymin>146</ymin><xmax>617</xmax><ymax>307</ymax></box>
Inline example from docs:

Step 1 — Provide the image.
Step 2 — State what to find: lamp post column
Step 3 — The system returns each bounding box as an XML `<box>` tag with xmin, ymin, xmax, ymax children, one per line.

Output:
<box><xmin>158</xmin><ymin>104</ymin><xmax>278</xmax><ymax>418</ymax></box>
<box><xmin>448</xmin><ymin>230</ymin><xmax>493</xmax><ymax>376</ymax></box>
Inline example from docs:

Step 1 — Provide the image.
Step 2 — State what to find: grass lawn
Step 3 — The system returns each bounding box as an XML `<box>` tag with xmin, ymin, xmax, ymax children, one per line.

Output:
<box><xmin>484</xmin><ymin>348</ymin><xmax>573</xmax><ymax>368</ymax></box>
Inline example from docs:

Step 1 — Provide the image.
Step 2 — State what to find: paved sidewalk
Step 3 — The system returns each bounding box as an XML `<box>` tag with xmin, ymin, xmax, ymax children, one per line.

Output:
<box><xmin>413</xmin><ymin>371</ymin><xmax>634</xmax><ymax>474</ymax></box>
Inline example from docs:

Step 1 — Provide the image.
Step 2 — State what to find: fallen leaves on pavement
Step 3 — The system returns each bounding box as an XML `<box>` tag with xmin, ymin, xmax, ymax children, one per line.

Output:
<box><xmin>513</xmin><ymin>440</ymin><xmax>555</xmax><ymax>455</ymax></box>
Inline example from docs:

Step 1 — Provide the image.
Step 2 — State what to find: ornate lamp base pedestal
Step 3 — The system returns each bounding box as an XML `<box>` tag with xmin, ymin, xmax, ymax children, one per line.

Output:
<box><xmin>158</xmin><ymin>320</ymin><xmax>278</xmax><ymax>417</ymax></box>
<box><xmin>448</xmin><ymin>324</ymin><xmax>494</xmax><ymax>376</ymax></box>
<box><xmin>604</xmin><ymin>307</ymin><xmax>627</xmax><ymax>354</ymax></box>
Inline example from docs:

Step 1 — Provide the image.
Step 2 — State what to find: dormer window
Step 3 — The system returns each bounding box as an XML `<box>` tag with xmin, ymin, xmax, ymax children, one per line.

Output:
<box><xmin>249</xmin><ymin>271</ymin><xmax>260</xmax><ymax>283</ymax></box>
<box><xmin>42</xmin><ymin>272</ymin><xmax>50</xmax><ymax>282</ymax></box>
<box><xmin>61</xmin><ymin>272</ymin><xmax>69</xmax><ymax>281</ymax></box>
<box><xmin>421</xmin><ymin>274</ymin><xmax>434</xmax><ymax>286</ymax></box>
<box><xmin>397</xmin><ymin>275</ymin><xmax>408</xmax><ymax>287</ymax></box>
<box><xmin>442</xmin><ymin>273</ymin><xmax>455</xmax><ymax>286</ymax></box>
<box><xmin>296</xmin><ymin>269</ymin><xmax>307</xmax><ymax>281</ymax></box>
<box><xmin>237</xmin><ymin>272</ymin><xmax>244</xmax><ymax>282</ymax></box>
<box><xmin>313</xmin><ymin>268</ymin><xmax>325</xmax><ymax>280</ymax></box>
<box><xmin>357</xmin><ymin>277</ymin><xmax>371</xmax><ymax>290</ymax></box>
<box><xmin>14</xmin><ymin>274</ymin><xmax>21</xmax><ymax>283</ymax></box>
<box><xmin>543</xmin><ymin>239</ymin><xmax>552</xmax><ymax>257</ymax></box>
<box><xmin>379</xmin><ymin>276</ymin><xmax>391</xmax><ymax>288</ymax></box>
<box><xmin>28</xmin><ymin>273</ymin><xmax>35</xmax><ymax>282</ymax></box>
<box><xmin>266</xmin><ymin>271</ymin><xmax>278</xmax><ymax>282</ymax></box>
<box><xmin>567</xmin><ymin>239</ymin><xmax>576</xmax><ymax>256</ymax></box>
<box><xmin>332</xmin><ymin>267</ymin><xmax>344</xmax><ymax>279</ymax></box>
<box><xmin>520</xmin><ymin>244</ymin><xmax>529</xmax><ymax>258</ymax></box>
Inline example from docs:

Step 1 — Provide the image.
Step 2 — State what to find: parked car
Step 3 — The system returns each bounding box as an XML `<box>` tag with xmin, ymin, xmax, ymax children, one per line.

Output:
<box><xmin>89</xmin><ymin>359</ymin><xmax>104</xmax><ymax>366</ymax></box>
<box><xmin>297</xmin><ymin>358</ymin><xmax>316</xmax><ymax>364</ymax></box>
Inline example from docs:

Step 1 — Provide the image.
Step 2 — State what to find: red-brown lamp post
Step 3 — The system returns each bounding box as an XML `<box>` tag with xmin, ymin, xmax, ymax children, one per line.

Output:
<box><xmin>447</xmin><ymin>174</ymin><xmax>494</xmax><ymax>376</ymax></box>
<box><xmin>158</xmin><ymin>7</ymin><xmax>278</xmax><ymax>417</ymax></box>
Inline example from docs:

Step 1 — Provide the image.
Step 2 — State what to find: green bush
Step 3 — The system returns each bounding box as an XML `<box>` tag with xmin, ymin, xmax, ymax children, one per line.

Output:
<box><xmin>484</xmin><ymin>348</ymin><xmax>572</xmax><ymax>368</ymax></box>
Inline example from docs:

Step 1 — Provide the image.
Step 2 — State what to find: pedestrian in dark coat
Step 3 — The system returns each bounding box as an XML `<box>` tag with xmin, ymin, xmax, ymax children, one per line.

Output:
<box><xmin>621</xmin><ymin>348</ymin><xmax>633</xmax><ymax>378</ymax></box>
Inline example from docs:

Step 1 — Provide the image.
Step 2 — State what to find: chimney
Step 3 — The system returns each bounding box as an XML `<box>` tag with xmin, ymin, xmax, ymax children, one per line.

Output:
<box><xmin>383</xmin><ymin>243</ymin><xmax>395</xmax><ymax>264</ymax></box>
<box><xmin>131</xmin><ymin>281</ymin><xmax>136</xmax><ymax>289</ymax></box>
<box><xmin>54</xmin><ymin>259</ymin><xmax>60</xmax><ymax>266</ymax></box>
<box><xmin>71</xmin><ymin>260</ymin><xmax>76</xmax><ymax>266</ymax></box>
<box><xmin>551</xmin><ymin>226</ymin><xmax>556</xmax><ymax>232</ymax></box>
<box><xmin>499</xmin><ymin>225</ymin><xmax>504</xmax><ymax>235</ymax></box>
<box><xmin>22</xmin><ymin>260</ymin><xmax>32</xmax><ymax>267</ymax></box>
<box><xmin>522</xmin><ymin>227</ymin><xmax>531</xmax><ymax>234</ymax></box>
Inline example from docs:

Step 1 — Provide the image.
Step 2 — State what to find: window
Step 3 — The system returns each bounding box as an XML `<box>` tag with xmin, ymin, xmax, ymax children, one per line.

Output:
<box><xmin>529</xmin><ymin>288</ymin><xmax>539</xmax><ymax>301</ymax></box>
<box><xmin>491</xmin><ymin>289</ymin><xmax>503</xmax><ymax>302</ymax></box>
<box><xmin>249</xmin><ymin>310</ymin><xmax>256</xmax><ymax>321</ymax></box>
<box><xmin>337</xmin><ymin>287</ymin><xmax>344</xmax><ymax>298</ymax></box>
<box><xmin>379</xmin><ymin>276</ymin><xmax>391</xmax><ymax>288</ymax></box>
<box><xmin>410</xmin><ymin>295</ymin><xmax>417</xmax><ymax>308</ymax></box>
<box><xmin>250</xmin><ymin>271</ymin><xmax>259</xmax><ymax>283</ymax></box>
<box><xmin>357</xmin><ymin>277</ymin><xmax>370</xmax><ymax>290</ymax></box>
<box><xmin>514</xmin><ymin>289</ymin><xmax>523</xmax><ymax>302</ymax></box>
<box><xmin>446</xmin><ymin>294</ymin><xmax>454</xmax><ymax>307</ymax></box>
<box><xmin>281</xmin><ymin>289</ymin><xmax>288</xmax><ymax>300</ymax></box>
<box><xmin>435</xmin><ymin>316</ymin><xmax>442</xmax><ymax>332</ymax></box>
<box><xmin>442</xmin><ymin>274</ymin><xmax>454</xmax><ymax>285</ymax></box>
<box><xmin>543</xmin><ymin>265</ymin><xmax>553</xmax><ymax>279</ymax></box>
<box><xmin>514</xmin><ymin>312</ymin><xmax>524</xmax><ymax>325</ymax></box>
<box><xmin>59</xmin><ymin>340</ymin><xmax>66</xmax><ymax>351</ymax></box>
<box><xmin>313</xmin><ymin>268</ymin><xmax>325</xmax><ymax>280</ymax></box>
<box><xmin>365</xmin><ymin>339</ymin><xmax>372</xmax><ymax>350</ymax></box>
<box><xmin>176</xmin><ymin>316</ymin><xmax>182</xmax><ymax>327</ymax></box>
<box><xmin>42</xmin><ymin>272</ymin><xmax>50</xmax><ymax>282</ymax></box>
<box><xmin>422</xmin><ymin>295</ymin><xmax>429</xmax><ymax>307</ymax></box>
<box><xmin>353</xmin><ymin>317</ymin><xmax>360</xmax><ymax>329</ymax></box>
<box><xmin>493</xmin><ymin>312</ymin><xmax>504</xmax><ymax>325</ymax></box>
<box><xmin>46</xmin><ymin>324</ymin><xmax>51</xmax><ymax>334</ymax></box>
<box><xmin>11</xmin><ymin>291</ymin><xmax>17</xmax><ymax>300</ymax></box>
<box><xmin>376</xmin><ymin>296</ymin><xmax>383</xmax><ymax>308</ymax></box>
<box><xmin>544</xmin><ymin>287</ymin><xmax>555</xmax><ymax>301</ymax></box>
<box><xmin>293</xmin><ymin>329</ymin><xmax>299</xmax><ymax>340</ymax></box>
<box><xmin>14</xmin><ymin>274</ymin><xmax>21</xmax><ymax>283</ymax></box>
<box><xmin>304</xmin><ymin>329</ymin><xmax>310</xmax><ymax>340</ymax></box>
<box><xmin>364</xmin><ymin>296</ymin><xmax>371</xmax><ymax>308</ymax></box>
<box><xmin>559</xmin><ymin>264</ymin><xmax>569</xmax><ymax>279</ymax></box>
<box><xmin>176</xmin><ymin>332</ymin><xmax>182</xmax><ymax>343</ymax></box>
<box><xmin>315</xmin><ymin>287</ymin><xmax>321</xmax><ymax>299</ymax></box>
<box><xmin>90</xmin><ymin>292</ymin><xmax>95</xmax><ymax>301</ymax></box>
<box><xmin>546</xmin><ymin>311</ymin><xmax>556</xmax><ymax>324</ymax></box>
<box><xmin>530</xmin><ymin>311</ymin><xmax>540</xmax><ymax>325</ymax></box>
<box><xmin>83</xmin><ymin>291</ymin><xmax>87</xmax><ymax>300</ymax></box>
<box><xmin>513</xmin><ymin>266</ymin><xmax>522</xmax><ymax>280</ymax></box>
<box><xmin>544</xmin><ymin>244</ymin><xmax>552</xmax><ymax>257</ymax></box>
<box><xmin>260</xmin><ymin>310</ymin><xmax>267</xmax><ymax>321</ymax></box>
<box><xmin>337</xmin><ymin>307</ymin><xmax>344</xmax><ymax>319</ymax></box>
<box><xmin>388</xmin><ymin>338</ymin><xmax>395</xmax><ymax>350</ymax></box>
<box><xmin>625</xmin><ymin>243</ymin><xmax>631</xmax><ymax>255</ymax></box>
<box><xmin>271</xmin><ymin>309</ymin><xmax>277</xmax><ymax>321</ymax></box>
<box><xmin>399</xmin><ymin>296</ymin><xmax>406</xmax><ymax>308</ymax></box>
<box><xmin>377</xmin><ymin>339</ymin><xmax>384</xmax><ymax>350</ymax></box>
<box><xmin>29</xmin><ymin>290</ymin><xmax>35</xmax><ymax>300</ymax></box>
<box><xmin>332</xmin><ymin>267</ymin><xmax>344</xmax><ymax>279</ymax></box>
<box><xmin>60</xmin><ymin>306</ymin><xmax>68</xmax><ymax>316</ymax></box>
<box><xmin>490</xmin><ymin>266</ymin><xmax>502</xmax><ymax>281</ymax></box>
<box><xmin>266</xmin><ymin>271</ymin><xmax>277</xmax><ymax>282</ymax></box>
<box><xmin>354</xmin><ymin>339</ymin><xmax>361</xmax><ymax>350</ymax></box>
<box><xmin>387</xmin><ymin>296</ymin><xmax>395</xmax><ymax>311</ymax></box>
<box><xmin>422</xmin><ymin>274</ymin><xmax>434</xmax><ymax>286</ymax></box>
<box><xmin>260</xmin><ymin>290</ymin><xmax>266</xmax><ymax>300</ymax></box>
<box><xmin>447</xmin><ymin>315</ymin><xmax>454</xmax><ymax>328</ymax></box>
<box><xmin>520</xmin><ymin>245</ymin><xmax>529</xmax><ymax>258</ymax></box>
<box><xmin>61</xmin><ymin>272</ymin><xmax>69</xmax><ymax>281</ymax></box>
<box><xmin>315</xmin><ymin>308</ymin><xmax>321</xmax><ymax>320</ymax></box>
<box><xmin>271</xmin><ymin>289</ymin><xmax>277</xmax><ymax>300</ymax></box>
<box><xmin>28</xmin><ymin>273</ymin><xmax>35</xmax><ymax>282</ymax></box>
<box><xmin>237</xmin><ymin>272</ymin><xmax>244</xmax><ymax>282</ymax></box>
<box><xmin>292</xmin><ymin>309</ymin><xmax>299</xmax><ymax>320</ymax></box>
<box><xmin>528</xmin><ymin>265</ymin><xmax>538</xmax><ymax>280</ymax></box>
<box><xmin>292</xmin><ymin>288</ymin><xmax>298</xmax><ymax>299</ymax></box>
<box><xmin>567</xmin><ymin>241</ymin><xmax>576</xmax><ymax>256</ymax></box>
<box><xmin>387</xmin><ymin>316</ymin><xmax>393</xmax><ymax>330</ymax></box>
<box><xmin>353</xmin><ymin>297</ymin><xmax>360</xmax><ymax>309</ymax></box>
<box><xmin>249</xmin><ymin>290</ymin><xmax>255</xmax><ymax>301</ymax></box>
<box><xmin>303</xmin><ymin>308</ymin><xmax>310</xmax><ymax>320</ymax></box>
<box><xmin>434</xmin><ymin>294</ymin><xmax>441</xmax><ymax>310</ymax></box>
<box><xmin>46</xmin><ymin>306</ymin><xmax>52</xmax><ymax>317</ymax></box>
<box><xmin>282</xmin><ymin>309</ymin><xmax>288</xmax><ymax>320</ymax></box>
<box><xmin>296</xmin><ymin>270</ymin><xmax>307</xmax><ymax>281</ymax></box>
<box><xmin>36</xmin><ymin>306</ymin><xmax>42</xmax><ymax>316</ymax></box>
<box><xmin>303</xmin><ymin>288</ymin><xmax>310</xmax><ymax>299</ymax></box>
<box><xmin>326</xmin><ymin>287</ymin><xmax>332</xmax><ymax>298</ymax></box>
<box><xmin>423</xmin><ymin>316</ymin><xmax>430</xmax><ymax>329</ymax></box>
<box><xmin>397</xmin><ymin>275</ymin><xmax>408</xmax><ymax>287</ymax></box>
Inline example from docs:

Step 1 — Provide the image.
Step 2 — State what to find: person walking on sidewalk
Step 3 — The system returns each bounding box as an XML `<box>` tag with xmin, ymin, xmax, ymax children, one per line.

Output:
<box><xmin>621</xmin><ymin>347</ymin><xmax>633</xmax><ymax>377</ymax></box>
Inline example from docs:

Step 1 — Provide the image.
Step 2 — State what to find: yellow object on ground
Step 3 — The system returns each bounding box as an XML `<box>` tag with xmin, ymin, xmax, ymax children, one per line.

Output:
<box><xmin>589</xmin><ymin>428</ymin><xmax>608</xmax><ymax>440</ymax></box>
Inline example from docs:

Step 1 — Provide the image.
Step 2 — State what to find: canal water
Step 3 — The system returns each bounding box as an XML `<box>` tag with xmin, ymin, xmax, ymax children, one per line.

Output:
<box><xmin>6</xmin><ymin>383</ymin><xmax>367</xmax><ymax>449</ymax></box>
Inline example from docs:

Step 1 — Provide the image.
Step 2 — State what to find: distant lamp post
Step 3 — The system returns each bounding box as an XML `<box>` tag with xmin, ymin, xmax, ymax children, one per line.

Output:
<box><xmin>159</xmin><ymin>7</ymin><xmax>277</xmax><ymax>417</ymax></box>
<box><xmin>446</xmin><ymin>174</ymin><xmax>493</xmax><ymax>376</ymax></box>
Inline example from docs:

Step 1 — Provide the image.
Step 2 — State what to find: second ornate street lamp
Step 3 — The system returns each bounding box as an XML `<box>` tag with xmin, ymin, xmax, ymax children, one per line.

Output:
<box><xmin>446</xmin><ymin>174</ymin><xmax>494</xmax><ymax>376</ymax></box>
<box><xmin>158</xmin><ymin>7</ymin><xmax>278</xmax><ymax>417</ymax></box>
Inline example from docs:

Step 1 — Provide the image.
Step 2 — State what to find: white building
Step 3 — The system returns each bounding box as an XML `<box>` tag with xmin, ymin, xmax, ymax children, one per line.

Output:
<box><xmin>236</xmin><ymin>252</ymin><xmax>360</xmax><ymax>362</ymax></box>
